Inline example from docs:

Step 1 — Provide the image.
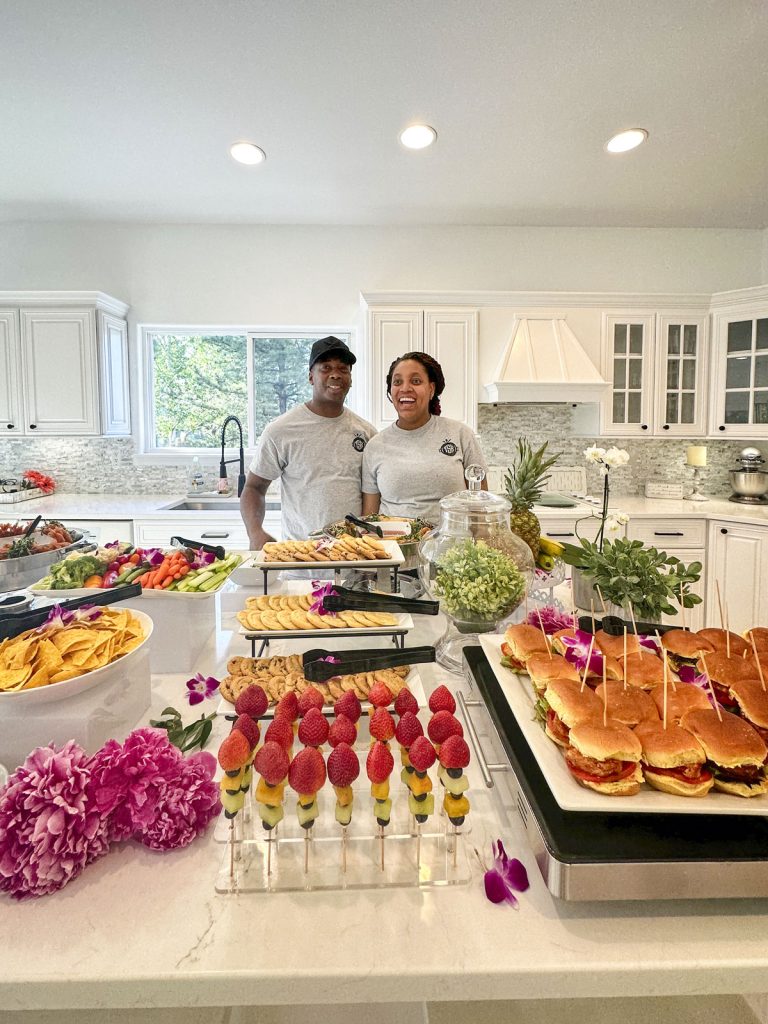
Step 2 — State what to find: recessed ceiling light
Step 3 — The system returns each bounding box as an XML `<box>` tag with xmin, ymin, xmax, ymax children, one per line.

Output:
<box><xmin>605</xmin><ymin>129</ymin><xmax>648</xmax><ymax>154</ymax></box>
<box><xmin>399</xmin><ymin>124</ymin><xmax>437</xmax><ymax>150</ymax></box>
<box><xmin>230</xmin><ymin>142</ymin><xmax>266</xmax><ymax>165</ymax></box>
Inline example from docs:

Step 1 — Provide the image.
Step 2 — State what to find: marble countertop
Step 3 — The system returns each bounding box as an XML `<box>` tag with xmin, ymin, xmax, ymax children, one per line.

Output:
<box><xmin>3</xmin><ymin>593</ymin><xmax>768</xmax><ymax>1011</ymax></box>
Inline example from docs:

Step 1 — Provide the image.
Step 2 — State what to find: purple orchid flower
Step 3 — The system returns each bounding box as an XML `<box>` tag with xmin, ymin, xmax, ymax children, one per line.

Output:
<box><xmin>39</xmin><ymin>603</ymin><xmax>103</xmax><ymax>632</ymax></box>
<box><xmin>677</xmin><ymin>664</ymin><xmax>719</xmax><ymax>708</ymax></box>
<box><xmin>559</xmin><ymin>629</ymin><xmax>604</xmax><ymax>675</ymax></box>
<box><xmin>319</xmin><ymin>655</ymin><xmax>340</xmax><ymax>664</ymax></box>
<box><xmin>525</xmin><ymin>606</ymin><xmax>575</xmax><ymax>635</ymax></box>
<box><xmin>309</xmin><ymin>580</ymin><xmax>339</xmax><ymax>615</ymax></box>
<box><xmin>185</xmin><ymin>673</ymin><xmax>220</xmax><ymax>706</ymax></box>
<box><xmin>477</xmin><ymin>840</ymin><xmax>529</xmax><ymax>908</ymax></box>
<box><xmin>189</xmin><ymin>549</ymin><xmax>215</xmax><ymax>569</ymax></box>
<box><xmin>638</xmin><ymin>634</ymin><xmax>660</xmax><ymax>655</ymax></box>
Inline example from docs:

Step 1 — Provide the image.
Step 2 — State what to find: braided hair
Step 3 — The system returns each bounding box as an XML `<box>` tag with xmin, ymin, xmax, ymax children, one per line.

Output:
<box><xmin>386</xmin><ymin>351</ymin><xmax>445</xmax><ymax>416</ymax></box>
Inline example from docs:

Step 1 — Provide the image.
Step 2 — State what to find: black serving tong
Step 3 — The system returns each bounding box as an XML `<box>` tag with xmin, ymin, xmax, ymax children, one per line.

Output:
<box><xmin>344</xmin><ymin>513</ymin><xmax>384</xmax><ymax>537</ymax></box>
<box><xmin>321</xmin><ymin>585</ymin><xmax>438</xmax><ymax>616</ymax></box>
<box><xmin>0</xmin><ymin>583</ymin><xmax>143</xmax><ymax>640</ymax></box>
<box><xmin>303</xmin><ymin>644</ymin><xmax>436</xmax><ymax>682</ymax></box>
<box><xmin>578</xmin><ymin>613</ymin><xmax>681</xmax><ymax>638</ymax></box>
<box><xmin>22</xmin><ymin>514</ymin><xmax>43</xmax><ymax>538</ymax></box>
<box><xmin>170</xmin><ymin>535</ymin><xmax>226</xmax><ymax>560</ymax></box>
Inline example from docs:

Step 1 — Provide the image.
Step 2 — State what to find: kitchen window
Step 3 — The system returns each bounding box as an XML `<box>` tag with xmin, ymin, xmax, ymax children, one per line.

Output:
<box><xmin>138</xmin><ymin>326</ymin><xmax>358</xmax><ymax>458</ymax></box>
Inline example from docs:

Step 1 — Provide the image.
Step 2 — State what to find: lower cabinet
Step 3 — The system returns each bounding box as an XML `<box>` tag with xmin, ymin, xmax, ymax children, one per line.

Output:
<box><xmin>627</xmin><ymin>517</ymin><xmax>706</xmax><ymax>632</ymax></box>
<box><xmin>133</xmin><ymin>513</ymin><xmax>282</xmax><ymax>551</ymax></box>
<box><xmin>59</xmin><ymin>519</ymin><xmax>134</xmax><ymax>546</ymax></box>
<box><xmin>707</xmin><ymin>520</ymin><xmax>768</xmax><ymax>634</ymax></box>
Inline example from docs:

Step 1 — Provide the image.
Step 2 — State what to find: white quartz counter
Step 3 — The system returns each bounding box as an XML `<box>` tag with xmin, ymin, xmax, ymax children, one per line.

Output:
<box><xmin>4</xmin><ymin>493</ymin><xmax>181</xmax><ymax>518</ymax></box>
<box><xmin>3</xmin><ymin>591</ymin><xmax>768</xmax><ymax>1012</ymax></box>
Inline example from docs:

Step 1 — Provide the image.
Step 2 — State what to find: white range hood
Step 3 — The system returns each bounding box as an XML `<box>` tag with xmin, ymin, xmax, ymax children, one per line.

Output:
<box><xmin>484</xmin><ymin>317</ymin><xmax>609</xmax><ymax>403</ymax></box>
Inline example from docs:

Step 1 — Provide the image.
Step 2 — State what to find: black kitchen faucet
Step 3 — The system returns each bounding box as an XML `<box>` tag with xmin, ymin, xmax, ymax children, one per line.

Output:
<box><xmin>219</xmin><ymin>415</ymin><xmax>246</xmax><ymax>497</ymax></box>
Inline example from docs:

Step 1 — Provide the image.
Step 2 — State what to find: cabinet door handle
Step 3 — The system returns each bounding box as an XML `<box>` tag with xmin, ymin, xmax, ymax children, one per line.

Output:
<box><xmin>547</xmin><ymin>532</ymin><xmax>575</xmax><ymax>538</ymax></box>
<box><xmin>29</xmin><ymin>423</ymin><xmax>37</xmax><ymax>429</ymax></box>
<box><xmin>721</xmin><ymin>528</ymin><xmax>728</xmax><ymax>534</ymax></box>
<box><xmin>201</xmin><ymin>531</ymin><xmax>229</xmax><ymax>538</ymax></box>
<box><xmin>719</xmin><ymin>425</ymin><xmax>726</xmax><ymax>431</ymax></box>
<box><xmin>662</xmin><ymin>424</ymin><xmax>670</xmax><ymax>430</ymax></box>
<box><xmin>641</xmin><ymin>424</ymin><xmax>648</xmax><ymax>430</ymax></box>
<box><xmin>654</xmin><ymin>531</ymin><xmax>684</xmax><ymax>536</ymax></box>
<box><xmin>6</xmin><ymin>424</ymin><xmax>12</xmax><ymax>430</ymax></box>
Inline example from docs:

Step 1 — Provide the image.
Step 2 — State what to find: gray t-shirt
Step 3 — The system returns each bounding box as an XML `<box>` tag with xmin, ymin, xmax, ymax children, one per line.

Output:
<box><xmin>250</xmin><ymin>404</ymin><xmax>376</xmax><ymax>539</ymax></box>
<box><xmin>362</xmin><ymin>415</ymin><xmax>487</xmax><ymax>524</ymax></box>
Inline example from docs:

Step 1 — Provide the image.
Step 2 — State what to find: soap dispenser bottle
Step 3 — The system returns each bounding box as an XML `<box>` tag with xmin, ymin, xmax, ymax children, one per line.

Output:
<box><xmin>187</xmin><ymin>456</ymin><xmax>205</xmax><ymax>495</ymax></box>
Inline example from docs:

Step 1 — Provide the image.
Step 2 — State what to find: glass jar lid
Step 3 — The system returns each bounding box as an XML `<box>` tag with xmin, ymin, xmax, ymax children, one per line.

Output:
<box><xmin>438</xmin><ymin>465</ymin><xmax>511</xmax><ymax>514</ymax></box>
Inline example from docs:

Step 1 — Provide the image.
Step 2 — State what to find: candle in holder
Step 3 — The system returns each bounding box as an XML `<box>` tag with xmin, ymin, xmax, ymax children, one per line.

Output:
<box><xmin>686</xmin><ymin>445</ymin><xmax>707</xmax><ymax>467</ymax></box>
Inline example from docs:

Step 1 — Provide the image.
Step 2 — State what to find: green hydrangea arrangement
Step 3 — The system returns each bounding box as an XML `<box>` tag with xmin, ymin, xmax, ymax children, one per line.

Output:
<box><xmin>434</xmin><ymin>539</ymin><xmax>526</xmax><ymax>626</ymax></box>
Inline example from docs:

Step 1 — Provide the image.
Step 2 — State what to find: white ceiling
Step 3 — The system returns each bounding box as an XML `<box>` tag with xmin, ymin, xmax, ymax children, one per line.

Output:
<box><xmin>2</xmin><ymin>0</ymin><xmax>767</xmax><ymax>228</ymax></box>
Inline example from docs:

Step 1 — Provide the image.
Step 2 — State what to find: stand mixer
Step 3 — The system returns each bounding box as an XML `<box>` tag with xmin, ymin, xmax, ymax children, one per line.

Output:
<box><xmin>729</xmin><ymin>447</ymin><xmax>768</xmax><ymax>504</ymax></box>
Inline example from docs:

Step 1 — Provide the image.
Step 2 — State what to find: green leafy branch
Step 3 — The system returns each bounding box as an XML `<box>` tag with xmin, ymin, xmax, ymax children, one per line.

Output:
<box><xmin>149</xmin><ymin>706</ymin><xmax>217</xmax><ymax>753</ymax></box>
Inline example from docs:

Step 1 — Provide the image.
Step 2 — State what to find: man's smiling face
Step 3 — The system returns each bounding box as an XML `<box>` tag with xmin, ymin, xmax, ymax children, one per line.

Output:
<box><xmin>309</xmin><ymin>357</ymin><xmax>352</xmax><ymax>404</ymax></box>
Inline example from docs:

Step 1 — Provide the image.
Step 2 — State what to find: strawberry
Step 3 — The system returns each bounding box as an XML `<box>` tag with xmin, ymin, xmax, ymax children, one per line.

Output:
<box><xmin>253</xmin><ymin>741</ymin><xmax>290</xmax><ymax>786</ymax></box>
<box><xmin>275</xmin><ymin>690</ymin><xmax>300</xmax><ymax>723</ymax></box>
<box><xmin>428</xmin><ymin>684</ymin><xmax>456</xmax><ymax>715</ymax></box>
<box><xmin>439</xmin><ymin>734</ymin><xmax>470</xmax><ymax>770</ymax></box>
<box><xmin>366</xmin><ymin>741</ymin><xmax>394</xmax><ymax>784</ymax></box>
<box><xmin>298</xmin><ymin>706</ymin><xmax>330</xmax><ymax>747</ymax></box>
<box><xmin>327</xmin><ymin>742</ymin><xmax>360</xmax><ymax>788</ymax></box>
<box><xmin>298</xmin><ymin>686</ymin><xmax>325</xmax><ymax>716</ymax></box>
<box><xmin>217</xmin><ymin>730</ymin><xmax>251</xmax><ymax>772</ymax></box>
<box><xmin>288</xmin><ymin>747</ymin><xmax>326</xmax><ymax>794</ymax></box>
<box><xmin>235</xmin><ymin>684</ymin><xmax>269</xmax><ymax>719</ymax></box>
<box><xmin>328</xmin><ymin>714</ymin><xmax>357</xmax><ymax>748</ymax></box>
<box><xmin>232</xmin><ymin>714</ymin><xmax>260</xmax><ymax>750</ymax></box>
<box><xmin>395</xmin><ymin>710</ymin><xmax>423</xmax><ymax>749</ymax></box>
<box><xmin>408</xmin><ymin>735</ymin><xmax>436</xmax><ymax>773</ymax></box>
<box><xmin>334</xmin><ymin>690</ymin><xmax>362</xmax><ymax>723</ymax></box>
<box><xmin>370</xmin><ymin>707</ymin><xmax>396</xmax><ymax>742</ymax></box>
<box><xmin>428</xmin><ymin>710</ymin><xmax>464</xmax><ymax>745</ymax></box>
<box><xmin>368</xmin><ymin>681</ymin><xmax>394</xmax><ymax>709</ymax></box>
<box><xmin>265</xmin><ymin>715</ymin><xmax>294</xmax><ymax>751</ymax></box>
<box><xmin>394</xmin><ymin>687</ymin><xmax>418</xmax><ymax>717</ymax></box>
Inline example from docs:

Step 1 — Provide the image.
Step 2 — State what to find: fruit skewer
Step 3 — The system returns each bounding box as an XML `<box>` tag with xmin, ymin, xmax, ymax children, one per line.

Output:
<box><xmin>288</xmin><ymin>746</ymin><xmax>327</xmax><ymax>873</ymax></box>
<box><xmin>333</xmin><ymin>691</ymin><xmax>362</xmax><ymax>739</ymax></box>
<box><xmin>327</xmin><ymin>741</ymin><xmax>360</xmax><ymax>873</ymax></box>
<box><xmin>394</xmin><ymin>710</ymin><xmax>424</xmax><ymax>801</ymax></box>
<box><xmin>366</xmin><ymin>740</ymin><xmax>395</xmax><ymax>871</ymax></box>
<box><xmin>233</xmin><ymin>683</ymin><xmax>269</xmax><ymax>823</ymax></box>
<box><xmin>253</xmin><ymin>741</ymin><xmax>290</xmax><ymax>876</ymax></box>
<box><xmin>217</xmin><ymin>729</ymin><xmax>253</xmax><ymax>879</ymax></box>
<box><xmin>427</xmin><ymin>709</ymin><xmax>464</xmax><ymax>815</ymax></box>
<box><xmin>438</xmin><ymin>734</ymin><xmax>471</xmax><ymax>868</ymax></box>
<box><xmin>406</xmin><ymin>735</ymin><xmax>437</xmax><ymax>866</ymax></box>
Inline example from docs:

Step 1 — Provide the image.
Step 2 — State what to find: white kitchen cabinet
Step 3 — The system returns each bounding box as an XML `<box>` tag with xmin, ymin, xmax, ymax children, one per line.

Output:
<box><xmin>627</xmin><ymin>516</ymin><xmax>706</xmax><ymax>631</ymax></box>
<box><xmin>706</xmin><ymin>520</ymin><xmax>768</xmax><ymax>634</ymax></box>
<box><xmin>0</xmin><ymin>292</ymin><xmax>131</xmax><ymax>436</ymax></box>
<box><xmin>58</xmin><ymin>519</ymin><xmax>134</xmax><ymax>546</ymax></box>
<box><xmin>601</xmin><ymin>312</ymin><xmax>707</xmax><ymax>437</ymax></box>
<box><xmin>539</xmin><ymin>514</ymin><xmax>624</xmax><ymax>583</ymax></box>
<box><xmin>133</xmin><ymin>512</ymin><xmax>282</xmax><ymax>551</ymax></box>
<box><xmin>367</xmin><ymin>305</ymin><xmax>478</xmax><ymax>430</ymax></box>
<box><xmin>710</xmin><ymin>303</ymin><xmax>768</xmax><ymax>438</ymax></box>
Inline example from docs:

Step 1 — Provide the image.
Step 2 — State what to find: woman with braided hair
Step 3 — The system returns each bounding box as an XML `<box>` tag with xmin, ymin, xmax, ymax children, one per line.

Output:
<box><xmin>362</xmin><ymin>351</ymin><xmax>487</xmax><ymax>524</ymax></box>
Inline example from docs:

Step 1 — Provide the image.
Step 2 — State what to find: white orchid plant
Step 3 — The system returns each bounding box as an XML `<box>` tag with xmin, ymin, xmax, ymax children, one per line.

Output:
<box><xmin>579</xmin><ymin>446</ymin><xmax>630</xmax><ymax>552</ymax></box>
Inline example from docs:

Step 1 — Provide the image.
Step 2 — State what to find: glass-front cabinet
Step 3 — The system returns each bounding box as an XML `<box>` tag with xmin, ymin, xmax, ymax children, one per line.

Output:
<box><xmin>711</xmin><ymin>315</ymin><xmax>768</xmax><ymax>435</ymax></box>
<box><xmin>601</xmin><ymin>312</ymin><xmax>706</xmax><ymax>437</ymax></box>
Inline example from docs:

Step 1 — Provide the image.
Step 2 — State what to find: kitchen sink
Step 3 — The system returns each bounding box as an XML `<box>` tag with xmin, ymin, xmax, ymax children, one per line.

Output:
<box><xmin>161</xmin><ymin>499</ymin><xmax>281</xmax><ymax>512</ymax></box>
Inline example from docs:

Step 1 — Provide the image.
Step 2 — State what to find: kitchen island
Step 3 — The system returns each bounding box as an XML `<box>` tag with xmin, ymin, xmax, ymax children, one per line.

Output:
<box><xmin>2</xmin><ymin>588</ymin><xmax>768</xmax><ymax>1022</ymax></box>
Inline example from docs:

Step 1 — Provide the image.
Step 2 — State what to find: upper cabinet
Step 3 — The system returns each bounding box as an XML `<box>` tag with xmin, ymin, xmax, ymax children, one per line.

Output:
<box><xmin>0</xmin><ymin>293</ymin><xmax>130</xmax><ymax>436</ymax></box>
<box><xmin>709</xmin><ymin>288</ymin><xmax>768</xmax><ymax>439</ymax></box>
<box><xmin>367</xmin><ymin>304</ymin><xmax>478</xmax><ymax>430</ymax></box>
<box><xmin>601</xmin><ymin>311</ymin><xmax>707</xmax><ymax>437</ymax></box>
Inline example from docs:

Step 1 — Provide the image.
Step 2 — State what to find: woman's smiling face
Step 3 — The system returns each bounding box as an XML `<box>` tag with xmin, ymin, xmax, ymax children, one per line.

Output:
<box><xmin>390</xmin><ymin>358</ymin><xmax>434</xmax><ymax>428</ymax></box>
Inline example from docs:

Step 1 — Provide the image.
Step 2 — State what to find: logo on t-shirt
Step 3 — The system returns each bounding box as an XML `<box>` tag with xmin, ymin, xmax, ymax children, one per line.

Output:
<box><xmin>439</xmin><ymin>438</ymin><xmax>458</xmax><ymax>457</ymax></box>
<box><xmin>352</xmin><ymin>433</ymin><xmax>368</xmax><ymax>452</ymax></box>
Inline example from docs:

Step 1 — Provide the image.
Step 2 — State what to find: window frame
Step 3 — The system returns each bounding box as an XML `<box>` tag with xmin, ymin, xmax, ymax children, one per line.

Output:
<box><xmin>136</xmin><ymin>323</ymin><xmax>363</xmax><ymax>464</ymax></box>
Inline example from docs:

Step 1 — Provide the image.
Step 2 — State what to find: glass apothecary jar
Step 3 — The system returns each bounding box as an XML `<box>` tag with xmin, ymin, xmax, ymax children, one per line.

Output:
<box><xmin>418</xmin><ymin>467</ymin><xmax>534</xmax><ymax>671</ymax></box>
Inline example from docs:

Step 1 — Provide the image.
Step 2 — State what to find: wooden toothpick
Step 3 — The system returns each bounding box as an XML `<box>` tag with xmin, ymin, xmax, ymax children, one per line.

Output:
<box><xmin>596</xmin><ymin>585</ymin><xmax>607</xmax><ymax>614</ymax></box>
<box><xmin>581</xmin><ymin>635</ymin><xmax>595</xmax><ymax>692</ymax></box>
<box><xmin>699</xmin><ymin>653</ymin><xmax>723</xmax><ymax>722</ymax></box>
<box><xmin>679</xmin><ymin>581</ymin><xmax>687</xmax><ymax>632</ymax></box>
<box><xmin>536</xmin><ymin>606</ymin><xmax>553</xmax><ymax>659</ymax></box>
<box><xmin>622</xmin><ymin>626</ymin><xmax>628</xmax><ymax>690</ymax></box>
<box><xmin>750</xmin><ymin>633</ymin><xmax>767</xmax><ymax>693</ymax></box>
<box><xmin>602</xmin><ymin>652</ymin><xmax>608</xmax><ymax>726</ymax></box>
<box><xmin>715</xmin><ymin>580</ymin><xmax>725</xmax><ymax>630</ymax></box>
<box><xmin>662</xmin><ymin>648</ymin><xmax>668</xmax><ymax>730</ymax></box>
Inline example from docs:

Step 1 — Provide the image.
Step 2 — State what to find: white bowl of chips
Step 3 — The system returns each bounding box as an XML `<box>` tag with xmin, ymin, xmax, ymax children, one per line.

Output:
<box><xmin>0</xmin><ymin>607</ymin><xmax>152</xmax><ymax>705</ymax></box>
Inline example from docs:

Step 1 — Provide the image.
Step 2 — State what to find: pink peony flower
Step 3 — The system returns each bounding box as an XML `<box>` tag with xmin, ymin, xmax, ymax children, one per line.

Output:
<box><xmin>88</xmin><ymin>728</ymin><xmax>183</xmax><ymax>841</ymax></box>
<box><xmin>137</xmin><ymin>751</ymin><xmax>220</xmax><ymax>851</ymax></box>
<box><xmin>0</xmin><ymin>741</ymin><xmax>110</xmax><ymax>900</ymax></box>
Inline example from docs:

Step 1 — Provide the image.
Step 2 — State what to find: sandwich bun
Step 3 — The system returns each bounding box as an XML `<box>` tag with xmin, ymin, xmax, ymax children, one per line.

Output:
<box><xmin>651</xmin><ymin>681</ymin><xmax>711</xmax><ymax>724</ymax></box>
<box><xmin>680</xmin><ymin>708</ymin><xmax>768</xmax><ymax>769</ymax></box>
<box><xmin>594</xmin><ymin>680</ymin><xmax>659</xmax><ymax>728</ymax></box>
<box><xmin>566</xmin><ymin>720</ymin><xmax>643</xmax><ymax>796</ymax></box>
<box><xmin>727</xmin><ymin>677</ymin><xmax>768</xmax><ymax>740</ymax></box>
<box><xmin>502</xmin><ymin>624</ymin><xmax>550</xmax><ymax>667</ymax></box>
<box><xmin>525</xmin><ymin>652</ymin><xmax>579</xmax><ymax>695</ymax></box>
<box><xmin>661</xmin><ymin>630</ymin><xmax>714</xmax><ymax>669</ymax></box>
<box><xmin>573</xmin><ymin>765</ymin><xmax>644</xmax><ymax>797</ymax></box>
<box><xmin>708</xmin><ymin>775</ymin><xmax>768</xmax><ymax>798</ymax></box>
<box><xmin>634</xmin><ymin>721</ymin><xmax>713</xmax><ymax>797</ymax></box>
<box><xmin>619</xmin><ymin>651</ymin><xmax>664</xmax><ymax>690</ymax></box>
<box><xmin>642</xmin><ymin>769</ymin><xmax>714</xmax><ymax>798</ymax></box>
<box><xmin>543</xmin><ymin>678</ymin><xmax>603</xmax><ymax>746</ymax></box>
<box><xmin>744</xmin><ymin>627</ymin><xmax>768</xmax><ymax>653</ymax></box>
<box><xmin>696</xmin><ymin>628</ymin><xmax>750</xmax><ymax>657</ymax></box>
<box><xmin>594</xmin><ymin>629</ymin><xmax>640</xmax><ymax>660</ymax></box>
<box><xmin>695</xmin><ymin>651</ymin><xmax>756</xmax><ymax>708</ymax></box>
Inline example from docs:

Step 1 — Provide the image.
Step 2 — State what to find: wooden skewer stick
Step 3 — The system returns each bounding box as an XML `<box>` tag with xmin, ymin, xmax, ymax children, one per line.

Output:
<box><xmin>662</xmin><ymin>646</ymin><xmax>669</xmax><ymax>730</ymax></box>
<box><xmin>453</xmin><ymin>825</ymin><xmax>459</xmax><ymax>869</ymax></box>
<box><xmin>725</xmin><ymin>607</ymin><xmax>731</xmax><ymax>660</ymax></box>
<box><xmin>267</xmin><ymin>830</ymin><xmax>273</xmax><ymax>877</ymax></box>
<box><xmin>750</xmin><ymin>633</ymin><xmax>767</xmax><ymax>693</ymax></box>
<box><xmin>416</xmin><ymin>822</ymin><xmax>422</xmax><ymax>870</ymax></box>
<box><xmin>656</xmin><ymin>630</ymin><xmax>676</xmax><ymax>692</ymax></box>
<box><xmin>628</xmin><ymin>603</ymin><xmax>640</xmax><ymax>648</ymax></box>
<box><xmin>590</xmin><ymin>599</ymin><xmax>596</xmax><ymax>635</ymax></box>
<box><xmin>679</xmin><ymin>581</ymin><xmax>687</xmax><ymax>632</ymax></box>
<box><xmin>229</xmin><ymin>819</ymin><xmax>235</xmax><ymax>881</ymax></box>
<box><xmin>304</xmin><ymin>828</ymin><xmax>310</xmax><ymax>875</ymax></box>
<box><xmin>595</xmin><ymin>585</ymin><xmax>607</xmax><ymax>614</ymax></box>
<box><xmin>379</xmin><ymin>824</ymin><xmax>385</xmax><ymax>872</ymax></box>
<box><xmin>342</xmin><ymin>825</ymin><xmax>347</xmax><ymax>874</ymax></box>
<box><xmin>536</xmin><ymin>607</ymin><xmax>552</xmax><ymax>659</ymax></box>
<box><xmin>715</xmin><ymin>580</ymin><xmax>725</xmax><ymax>630</ymax></box>
<box><xmin>602</xmin><ymin>653</ymin><xmax>608</xmax><ymax>726</ymax></box>
<box><xmin>580</xmin><ymin>635</ymin><xmax>595</xmax><ymax>692</ymax></box>
<box><xmin>622</xmin><ymin>626</ymin><xmax>628</xmax><ymax>690</ymax></box>
<box><xmin>699</xmin><ymin>653</ymin><xmax>723</xmax><ymax>722</ymax></box>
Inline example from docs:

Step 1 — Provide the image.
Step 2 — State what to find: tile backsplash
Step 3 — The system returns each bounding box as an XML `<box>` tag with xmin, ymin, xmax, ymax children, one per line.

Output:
<box><xmin>0</xmin><ymin>408</ymin><xmax>755</xmax><ymax>498</ymax></box>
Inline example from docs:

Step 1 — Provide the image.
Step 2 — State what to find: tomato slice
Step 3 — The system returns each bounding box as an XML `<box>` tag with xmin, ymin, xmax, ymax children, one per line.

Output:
<box><xmin>645</xmin><ymin>764</ymin><xmax>713</xmax><ymax>784</ymax></box>
<box><xmin>567</xmin><ymin>760</ymin><xmax>638</xmax><ymax>785</ymax></box>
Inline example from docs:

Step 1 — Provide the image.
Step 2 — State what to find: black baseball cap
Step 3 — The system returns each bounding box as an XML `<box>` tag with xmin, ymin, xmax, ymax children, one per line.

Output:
<box><xmin>309</xmin><ymin>336</ymin><xmax>356</xmax><ymax>369</ymax></box>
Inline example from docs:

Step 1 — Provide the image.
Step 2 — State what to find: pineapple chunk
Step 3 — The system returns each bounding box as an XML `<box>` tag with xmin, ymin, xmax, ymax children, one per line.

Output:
<box><xmin>371</xmin><ymin>780</ymin><xmax>390</xmax><ymax>800</ymax></box>
<box><xmin>409</xmin><ymin>773</ymin><xmax>433</xmax><ymax>796</ymax></box>
<box><xmin>443</xmin><ymin>793</ymin><xmax>470</xmax><ymax>817</ymax></box>
<box><xmin>255</xmin><ymin>777</ymin><xmax>286</xmax><ymax>804</ymax></box>
<box><xmin>333</xmin><ymin>785</ymin><xmax>354</xmax><ymax>806</ymax></box>
<box><xmin>220</xmin><ymin>768</ymin><xmax>245</xmax><ymax>795</ymax></box>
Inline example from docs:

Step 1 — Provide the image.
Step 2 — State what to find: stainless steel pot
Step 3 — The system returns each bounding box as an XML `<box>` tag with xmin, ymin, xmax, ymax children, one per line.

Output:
<box><xmin>0</xmin><ymin>532</ymin><xmax>88</xmax><ymax>592</ymax></box>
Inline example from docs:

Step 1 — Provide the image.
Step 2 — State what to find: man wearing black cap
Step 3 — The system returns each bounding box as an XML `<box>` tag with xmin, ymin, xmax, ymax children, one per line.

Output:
<box><xmin>240</xmin><ymin>337</ymin><xmax>376</xmax><ymax>547</ymax></box>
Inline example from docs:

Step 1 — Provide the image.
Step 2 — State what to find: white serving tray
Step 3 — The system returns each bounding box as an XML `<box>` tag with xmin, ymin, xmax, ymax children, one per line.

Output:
<box><xmin>238</xmin><ymin>612</ymin><xmax>413</xmax><ymax>639</ymax></box>
<box><xmin>478</xmin><ymin>633</ymin><xmax>768</xmax><ymax>816</ymax></box>
<box><xmin>239</xmin><ymin>539</ymin><xmax>405</xmax><ymax>574</ymax></box>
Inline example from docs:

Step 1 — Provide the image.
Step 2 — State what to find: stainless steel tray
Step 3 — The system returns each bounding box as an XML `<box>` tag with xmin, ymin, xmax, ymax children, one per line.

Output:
<box><xmin>0</xmin><ymin>531</ymin><xmax>88</xmax><ymax>592</ymax></box>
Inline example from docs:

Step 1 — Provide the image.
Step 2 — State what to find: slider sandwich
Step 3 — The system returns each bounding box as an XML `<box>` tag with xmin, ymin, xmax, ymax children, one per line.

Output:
<box><xmin>681</xmin><ymin>708</ymin><xmax>768</xmax><ymax>797</ymax></box>
<box><xmin>619</xmin><ymin>651</ymin><xmax>664</xmax><ymax>691</ymax></box>
<box><xmin>541</xmin><ymin>678</ymin><xmax>602</xmax><ymax>748</ymax></box>
<box><xmin>594</xmin><ymin>629</ymin><xmax>641</xmax><ymax>660</ymax></box>
<box><xmin>634</xmin><ymin>721</ymin><xmax>713</xmax><ymax>797</ymax></box>
<box><xmin>744</xmin><ymin>627</ymin><xmax>768</xmax><ymax>653</ymax></box>
<box><xmin>694</xmin><ymin>651</ymin><xmax>756</xmax><ymax>709</ymax></box>
<box><xmin>525</xmin><ymin>653</ymin><xmax>580</xmax><ymax>696</ymax></box>
<box><xmin>564</xmin><ymin>720</ymin><xmax>643</xmax><ymax>796</ymax></box>
<box><xmin>500</xmin><ymin>624</ymin><xmax>550</xmax><ymax>671</ymax></box>
<box><xmin>696</xmin><ymin>628</ymin><xmax>750</xmax><ymax>658</ymax></box>
<box><xmin>594</xmin><ymin>680</ymin><xmax>659</xmax><ymax>729</ymax></box>
<box><xmin>650</xmin><ymin>681</ymin><xmax>711</xmax><ymax>726</ymax></box>
<box><xmin>660</xmin><ymin>630</ymin><xmax>713</xmax><ymax>673</ymax></box>
<box><xmin>727</xmin><ymin>677</ymin><xmax>768</xmax><ymax>744</ymax></box>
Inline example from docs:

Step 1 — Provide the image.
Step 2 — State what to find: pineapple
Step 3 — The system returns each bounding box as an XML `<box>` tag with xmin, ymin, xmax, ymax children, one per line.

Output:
<box><xmin>504</xmin><ymin>438</ymin><xmax>560</xmax><ymax>560</ymax></box>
